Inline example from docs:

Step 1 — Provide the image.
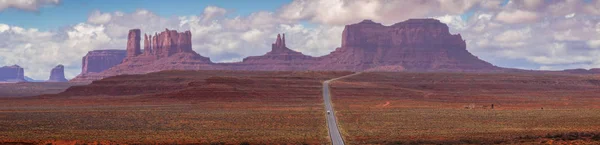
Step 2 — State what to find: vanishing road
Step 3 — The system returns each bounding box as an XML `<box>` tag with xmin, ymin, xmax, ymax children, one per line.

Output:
<box><xmin>323</xmin><ymin>73</ymin><xmax>361</xmax><ymax>145</ymax></box>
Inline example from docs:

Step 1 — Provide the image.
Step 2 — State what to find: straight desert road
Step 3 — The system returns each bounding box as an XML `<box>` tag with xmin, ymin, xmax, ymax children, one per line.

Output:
<box><xmin>323</xmin><ymin>72</ymin><xmax>362</xmax><ymax>145</ymax></box>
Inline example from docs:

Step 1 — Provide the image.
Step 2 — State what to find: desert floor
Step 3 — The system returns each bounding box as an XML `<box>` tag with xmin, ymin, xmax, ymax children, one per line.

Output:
<box><xmin>1</xmin><ymin>71</ymin><xmax>600</xmax><ymax>144</ymax></box>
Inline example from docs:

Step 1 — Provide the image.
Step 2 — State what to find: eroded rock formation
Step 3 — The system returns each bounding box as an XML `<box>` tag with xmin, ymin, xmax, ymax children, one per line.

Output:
<box><xmin>47</xmin><ymin>65</ymin><xmax>68</xmax><ymax>82</ymax></box>
<box><xmin>71</xmin><ymin>19</ymin><xmax>504</xmax><ymax>82</ymax></box>
<box><xmin>146</xmin><ymin>29</ymin><xmax>194</xmax><ymax>59</ymax></box>
<box><xmin>0</xmin><ymin>65</ymin><xmax>25</xmax><ymax>82</ymax></box>
<box><xmin>314</xmin><ymin>19</ymin><xmax>497</xmax><ymax>71</ymax></box>
<box><xmin>238</xmin><ymin>33</ymin><xmax>316</xmax><ymax>70</ymax></box>
<box><xmin>70</xmin><ymin>29</ymin><xmax>213</xmax><ymax>82</ymax></box>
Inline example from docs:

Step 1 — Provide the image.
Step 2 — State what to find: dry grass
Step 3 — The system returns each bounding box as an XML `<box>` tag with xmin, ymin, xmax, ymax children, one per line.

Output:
<box><xmin>0</xmin><ymin>82</ymin><xmax>88</xmax><ymax>97</ymax></box>
<box><xmin>0</xmin><ymin>70</ymin><xmax>352</xmax><ymax>144</ymax></box>
<box><xmin>331</xmin><ymin>72</ymin><xmax>600</xmax><ymax>144</ymax></box>
<box><xmin>0</xmin><ymin>104</ymin><xmax>326</xmax><ymax>144</ymax></box>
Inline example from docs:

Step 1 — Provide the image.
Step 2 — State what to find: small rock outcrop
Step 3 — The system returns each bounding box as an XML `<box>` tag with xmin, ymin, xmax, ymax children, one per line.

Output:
<box><xmin>0</xmin><ymin>65</ymin><xmax>25</xmax><ymax>82</ymax></box>
<box><xmin>47</xmin><ymin>65</ymin><xmax>68</xmax><ymax>82</ymax></box>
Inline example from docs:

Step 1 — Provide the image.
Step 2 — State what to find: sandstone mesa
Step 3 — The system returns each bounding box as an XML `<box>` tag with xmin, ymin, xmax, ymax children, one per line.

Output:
<box><xmin>70</xmin><ymin>19</ymin><xmax>503</xmax><ymax>82</ymax></box>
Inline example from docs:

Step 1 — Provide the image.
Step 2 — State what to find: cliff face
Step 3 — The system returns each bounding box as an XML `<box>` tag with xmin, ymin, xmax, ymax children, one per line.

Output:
<box><xmin>47</xmin><ymin>65</ymin><xmax>68</xmax><ymax>82</ymax></box>
<box><xmin>315</xmin><ymin>19</ymin><xmax>497</xmax><ymax>72</ymax></box>
<box><xmin>126</xmin><ymin>29</ymin><xmax>142</xmax><ymax>58</ymax></box>
<box><xmin>145</xmin><ymin>29</ymin><xmax>195</xmax><ymax>59</ymax></box>
<box><xmin>75</xmin><ymin>29</ymin><xmax>211</xmax><ymax>81</ymax></box>
<box><xmin>0</xmin><ymin>65</ymin><xmax>25</xmax><ymax>82</ymax></box>
<box><xmin>70</xmin><ymin>50</ymin><xmax>126</xmax><ymax>82</ymax></box>
<box><xmin>80</xmin><ymin>50</ymin><xmax>126</xmax><ymax>74</ymax></box>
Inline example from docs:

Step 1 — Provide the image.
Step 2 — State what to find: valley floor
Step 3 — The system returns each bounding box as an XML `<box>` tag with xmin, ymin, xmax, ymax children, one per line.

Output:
<box><xmin>331</xmin><ymin>72</ymin><xmax>600</xmax><ymax>144</ymax></box>
<box><xmin>1</xmin><ymin>71</ymin><xmax>600</xmax><ymax>144</ymax></box>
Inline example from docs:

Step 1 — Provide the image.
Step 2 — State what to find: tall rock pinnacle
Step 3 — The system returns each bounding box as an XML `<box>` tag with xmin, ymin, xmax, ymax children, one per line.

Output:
<box><xmin>143</xmin><ymin>34</ymin><xmax>153</xmax><ymax>55</ymax></box>
<box><xmin>126</xmin><ymin>29</ymin><xmax>141</xmax><ymax>57</ymax></box>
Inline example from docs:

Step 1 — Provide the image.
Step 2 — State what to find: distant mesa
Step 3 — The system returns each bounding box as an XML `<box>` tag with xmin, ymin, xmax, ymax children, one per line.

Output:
<box><xmin>81</xmin><ymin>50</ymin><xmax>127</xmax><ymax>74</ymax></box>
<box><xmin>237</xmin><ymin>33</ymin><xmax>317</xmax><ymax>70</ymax></box>
<box><xmin>314</xmin><ymin>18</ymin><xmax>497</xmax><ymax>71</ymax></box>
<box><xmin>70</xmin><ymin>19</ymin><xmax>571</xmax><ymax>82</ymax></box>
<box><xmin>0</xmin><ymin>65</ymin><xmax>26</xmax><ymax>82</ymax></box>
<box><xmin>47</xmin><ymin>65</ymin><xmax>68</xmax><ymax>82</ymax></box>
<box><xmin>71</xmin><ymin>29</ymin><xmax>212</xmax><ymax>82</ymax></box>
<box><xmin>71</xmin><ymin>19</ymin><xmax>500</xmax><ymax>81</ymax></box>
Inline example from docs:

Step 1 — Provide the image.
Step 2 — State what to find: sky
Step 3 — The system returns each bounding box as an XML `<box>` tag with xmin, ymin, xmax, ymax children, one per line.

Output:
<box><xmin>1</xmin><ymin>0</ymin><xmax>600</xmax><ymax>80</ymax></box>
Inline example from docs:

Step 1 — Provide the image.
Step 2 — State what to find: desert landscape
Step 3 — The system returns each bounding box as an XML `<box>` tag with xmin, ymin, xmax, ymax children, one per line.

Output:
<box><xmin>2</xmin><ymin>1</ymin><xmax>600</xmax><ymax>144</ymax></box>
<box><xmin>0</xmin><ymin>70</ymin><xmax>351</xmax><ymax>144</ymax></box>
<box><xmin>330</xmin><ymin>72</ymin><xmax>600</xmax><ymax>144</ymax></box>
<box><xmin>2</xmin><ymin>71</ymin><xmax>600</xmax><ymax>144</ymax></box>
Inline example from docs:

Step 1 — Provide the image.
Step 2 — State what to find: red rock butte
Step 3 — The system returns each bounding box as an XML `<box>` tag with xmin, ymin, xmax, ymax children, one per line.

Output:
<box><xmin>0</xmin><ymin>65</ymin><xmax>25</xmax><ymax>82</ymax></box>
<box><xmin>70</xmin><ymin>19</ymin><xmax>501</xmax><ymax>82</ymax></box>
<box><xmin>47</xmin><ymin>65</ymin><xmax>68</xmax><ymax>82</ymax></box>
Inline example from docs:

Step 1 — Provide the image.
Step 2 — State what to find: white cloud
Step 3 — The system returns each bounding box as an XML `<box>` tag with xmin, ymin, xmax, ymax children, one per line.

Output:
<box><xmin>0</xmin><ymin>23</ymin><xmax>9</xmax><ymax>32</ymax></box>
<box><xmin>241</xmin><ymin>29</ymin><xmax>265</xmax><ymax>42</ymax></box>
<box><xmin>493</xmin><ymin>28</ymin><xmax>532</xmax><ymax>42</ymax></box>
<box><xmin>0</xmin><ymin>22</ymin><xmax>113</xmax><ymax>80</ymax></box>
<box><xmin>202</xmin><ymin>6</ymin><xmax>227</xmax><ymax>22</ymax></box>
<box><xmin>588</xmin><ymin>40</ymin><xmax>600</xmax><ymax>49</ymax></box>
<box><xmin>88</xmin><ymin>10</ymin><xmax>112</xmax><ymax>24</ymax></box>
<box><xmin>5</xmin><ymin>0</ymin><xmax>600</xmax><ymax>79</ymax></box>
<box><xmin>0</xmin><ymin>0</ymin><xmax>60</xmax><ymax>11</ymax></box>
<box><xmin>438</xmin><ymin>0</ymin><xmax>479</xmax><ymax>14</ymax></box>
<box><xmin>565</xmin><ymin>13</ymin><xmax>575</xmax><ymax>18</ymax></box>
<box><xmin>278</xmin><ymin>0</ymin><xmax>481</xmax><ymax>26</ymax></box>
<box><xmin>433</xmin><ymin>14</ymin><xmax>466</xmax><ymax>30</ymax></box>
<box><xmin>495</xmin><ymin>10</ymin><xmax>539</xmax><ymax>24</ymax></box>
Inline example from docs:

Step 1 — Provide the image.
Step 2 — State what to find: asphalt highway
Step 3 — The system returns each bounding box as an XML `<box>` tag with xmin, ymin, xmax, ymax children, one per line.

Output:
<box><xmin>322</xmin><ymin>73</ymin><xmax>361</xmax><ymax>145</ymax></box>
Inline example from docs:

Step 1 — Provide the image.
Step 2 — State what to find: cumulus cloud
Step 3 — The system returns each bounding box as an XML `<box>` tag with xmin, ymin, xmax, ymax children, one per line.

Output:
<box><xmin>0</xmin><ymin>5</ymin><xmax>344</xmax><ymax>79</ymax></box>
<box><xmin>88</xmin><ymin>10</ymin><xmax>112</xmax><ymax>24</ymax></box>
<box><xmin>495</xmin><ymin>10</ymin><xmax>539</xmax><ymax>24</ymax></box>
<box><xmin>0</xmin><ymin>0</ymin><xmax>60</xmax><ymax>11</ymax></box>
<box><xmin>588</xmin><ymin>40</ymin><xmax>600</xmax><ymax>49</ymax></box>
<box><xmin>278</xmin><ymin>0</ymin><xmax>483</xmax><ymax>26</ymax></box>
<box><xmin>493</xmin><ymin>28</ymin><xmax>532</xmax><ymax>43</ymax></box>
<box><xmin>0</xmin><ymin>23</ymin><xmax>110</xmax><ymax>80</ymax></box>
<box><xmin>4</xmin><ymin>0</ymin><xmax>600</xmax><ymax>79</ymax></box>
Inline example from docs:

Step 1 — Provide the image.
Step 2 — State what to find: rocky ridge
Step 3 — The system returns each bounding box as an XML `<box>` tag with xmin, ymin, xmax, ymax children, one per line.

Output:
<box><xmin>71</xmin><ymin>19</ymin><xmax>503</xmax><ymax>82</ymax></box>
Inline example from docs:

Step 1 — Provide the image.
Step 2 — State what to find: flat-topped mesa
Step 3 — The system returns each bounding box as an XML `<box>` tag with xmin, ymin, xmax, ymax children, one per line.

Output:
<box><xmin>318</xmin><ymin>19</ymin><xmax>495</xmax><ymax>72</ymax></box>
<box><xmin>47</xmin><ymin>64</ymin><xmax>68</xmax><ymax>82</ymax></box>
<box><xmin>126</xmin><ymin>29</ymin><xmax>142</xmax><ymax>57</ymax></box>
<box><xmin>81</xmin><ymin>50</ymin><xmax>126</xmax><ymax>74</ymax></box>
<box><xmin>0</xmin><ymin>65</ymin><xmax>25</xmax><ymax>82</ymax></box>
<box><xmin>342</xmin><ymin>18</ymin><xmax>460</xmax><ymax>48</ymax></box>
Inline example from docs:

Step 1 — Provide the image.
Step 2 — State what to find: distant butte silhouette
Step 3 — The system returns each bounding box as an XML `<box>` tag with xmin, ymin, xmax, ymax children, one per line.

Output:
<box><xmin>68</xmin><ymin>19</ymin><xmax>562</xmax><ymax>82</ymax></box>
